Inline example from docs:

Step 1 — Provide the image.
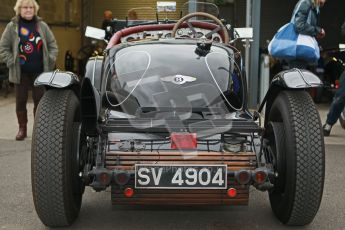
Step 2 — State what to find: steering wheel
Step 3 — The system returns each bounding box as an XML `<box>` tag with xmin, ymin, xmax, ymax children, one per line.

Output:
<box><xmin>171</xmin><ymin>12</ymin><xmax>229</xmax><ymax>44</ymax></box>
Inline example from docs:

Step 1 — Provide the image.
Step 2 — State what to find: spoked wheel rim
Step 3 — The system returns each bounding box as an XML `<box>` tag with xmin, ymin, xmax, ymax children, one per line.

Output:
<box><xmin>265</xmin><ymin>122</ymin><xmax>286</xmax><ymax>193</ymax></box>
<box><xmin>72</xmin><ymin>122</ymin><xmax>86</xmax><ymax>199</ymax></box>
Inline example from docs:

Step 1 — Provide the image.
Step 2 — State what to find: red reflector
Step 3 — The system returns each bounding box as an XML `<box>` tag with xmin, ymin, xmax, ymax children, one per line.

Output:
<box><xmin>171</xmin><ymin>132</ymin><xmax>197</xmax><ymax>150</ymax></box>
<box><xmin>124</xmin><ymin>188</ymin><xmax>134</xmax><ymax>198</ymax></box>
<box><xmin>227</xmin><ymin>188</ymin><xmax>237</xmax><ymax>198</ymax></box>
<box><xmin>254</xmin><ymin>171</ymin><xmax>267</xmax><ymax>184</ymax></box>
<box><xmin>335</xmin><ymin>80</ymin><xmax>340</xmax><ymax>89</ymax></box>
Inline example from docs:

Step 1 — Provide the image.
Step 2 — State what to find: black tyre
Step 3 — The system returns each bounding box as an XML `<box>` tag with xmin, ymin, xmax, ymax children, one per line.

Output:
<box><xmin>32</xmin><ymin>89</ymin><xmax>84</xmax><ymax>227</ymax></box>
<box><xmin>339</xmin><ymin>107</ymin><xmax>345</xmax><ymax>129</ymax></box>
<box><xmin>266</xmin><ymin>90</ymin><xmax>325</xmax><ymax>226</ymax></box>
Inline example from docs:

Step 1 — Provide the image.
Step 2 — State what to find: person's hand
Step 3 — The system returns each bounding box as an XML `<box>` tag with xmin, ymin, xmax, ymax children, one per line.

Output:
<box><xmin>317</xmin><ymin>28</ymin><xmax>326</xmax><ymax>39</ymax></box>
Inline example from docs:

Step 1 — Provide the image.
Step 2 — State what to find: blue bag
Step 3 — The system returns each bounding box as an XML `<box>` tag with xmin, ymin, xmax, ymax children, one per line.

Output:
<box><xmin>268</xmin><ymin>0</ymin><xmax>320</xmax><ymax>62</ymax></box>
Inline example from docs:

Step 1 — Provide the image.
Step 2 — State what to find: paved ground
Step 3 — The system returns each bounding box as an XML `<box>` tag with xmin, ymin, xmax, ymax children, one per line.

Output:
<box><xmin>0</xmin><ymin>90</ymin><xmax>344</xmax><ymax>229</ymax></box>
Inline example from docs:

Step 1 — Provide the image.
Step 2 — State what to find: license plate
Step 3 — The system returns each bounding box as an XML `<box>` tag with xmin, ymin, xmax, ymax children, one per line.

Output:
<box><xmin>135</xmin><ymin>164</ymin><xmax>227</xmax><ymax>189</ymax></box>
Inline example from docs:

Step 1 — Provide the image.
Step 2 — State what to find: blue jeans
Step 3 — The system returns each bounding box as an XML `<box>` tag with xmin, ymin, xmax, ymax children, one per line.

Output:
<box><xmin>326</xmin><ymin>70</ymin><xmax>345</xmax><ymax>125</ymax></box>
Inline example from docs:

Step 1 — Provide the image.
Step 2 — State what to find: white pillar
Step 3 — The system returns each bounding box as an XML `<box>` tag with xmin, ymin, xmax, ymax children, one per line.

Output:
<box><xmin>245</xmin><ymin>0</ymin><xmax>251</xmax><ymax>82</ymax></box>
<box><xmin>260</xmin><ymin>54</ymin><xmax>270</xmax><ymax>108</ymax></box>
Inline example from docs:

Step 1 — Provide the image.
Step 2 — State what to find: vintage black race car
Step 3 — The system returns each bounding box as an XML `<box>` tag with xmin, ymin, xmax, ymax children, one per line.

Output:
<box><xmin>31</xmin><ymin>2</ymin><xmax>325</xmax><ymax>227</ymax></box>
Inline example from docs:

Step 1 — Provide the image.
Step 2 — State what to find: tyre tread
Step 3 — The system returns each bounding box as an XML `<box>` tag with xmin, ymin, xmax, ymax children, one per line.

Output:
<box><xmin>286</xmin><ymin>91</ymin><xmax>324</xmax><ymax>225</ymax></box>
<box><xmin>31</xmin><ymin>90</ymin><xmax>81</xmax><ymax>227</ymax></box>
<box><xmin>268</xmin><ymin>90</ymin><xmax>325</xmax><ymax>226</ymax></box>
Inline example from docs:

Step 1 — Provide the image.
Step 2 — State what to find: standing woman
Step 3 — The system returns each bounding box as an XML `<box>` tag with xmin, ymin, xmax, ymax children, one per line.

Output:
<box><xmin>294</xmin><ymin>0</ymin><xmax>326</xmax><ymax>38</ymax></box>
<box><xmin>290</xmin><ymin>0</ymin><xmax>326</xmax><ymax>68</ymax></box>
<box><xmin>0</xmin><ymin>0</ymin><xmax>58</xmax><ymax>140</ymax></box>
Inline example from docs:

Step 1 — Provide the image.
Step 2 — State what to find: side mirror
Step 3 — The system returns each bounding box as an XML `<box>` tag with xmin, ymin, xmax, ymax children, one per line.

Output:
<box><xmin>85</xmin><ymin>26</ymin><xmax>106</xmax><ymax>40</ymax></box>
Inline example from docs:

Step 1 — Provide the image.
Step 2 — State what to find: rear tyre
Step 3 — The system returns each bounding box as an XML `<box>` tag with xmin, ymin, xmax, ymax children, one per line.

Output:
<box><xmin>339</xmin><ymin>107</ymin><xmax>345</xmax><ymax>129</ymax></box>
<box><xmin>266</xmin><ymin>90</ymin><xmax>325</xmax><ymax>226</ymax></box>
<box><xmin>32</xmin><ymin>89</ymin><xmax>84</xmax><ymax>227</ymax></box>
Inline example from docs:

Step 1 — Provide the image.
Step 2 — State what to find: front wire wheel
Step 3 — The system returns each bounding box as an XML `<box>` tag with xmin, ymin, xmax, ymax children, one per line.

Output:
<box><xmin>266</xmin><ymin>90</ymin><xmax>325</xmax><ymax>226</ymax></box>
<box><xmin>32</xmin><ymin>89</ymin><xmax>85</xmax><ymax>227</ymax></box>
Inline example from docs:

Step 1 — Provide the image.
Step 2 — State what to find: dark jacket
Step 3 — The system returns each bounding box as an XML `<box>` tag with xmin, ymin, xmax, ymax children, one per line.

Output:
<box><xmin>293</xmin><ymin>0</ymin><xmax>321</xmax><ymax>37</ymax></box>
<box><xmin>0</xmin><ymin>16</ymin><xmax>58</xmax><ymax>84</ymax></box>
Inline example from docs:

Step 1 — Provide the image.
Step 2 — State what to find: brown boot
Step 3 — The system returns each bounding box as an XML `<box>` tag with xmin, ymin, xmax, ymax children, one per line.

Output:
<box><xmin>16</xmin><ymin>111</ymin><xmax>27</xmax><ymax>141</ymax></box>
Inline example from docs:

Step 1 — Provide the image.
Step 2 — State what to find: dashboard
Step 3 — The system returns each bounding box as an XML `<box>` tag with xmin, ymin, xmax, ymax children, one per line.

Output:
<box><xmin>120</xmin><ymin>27</ymin><xmax>222</xmax><ymax>43</ymax></box>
